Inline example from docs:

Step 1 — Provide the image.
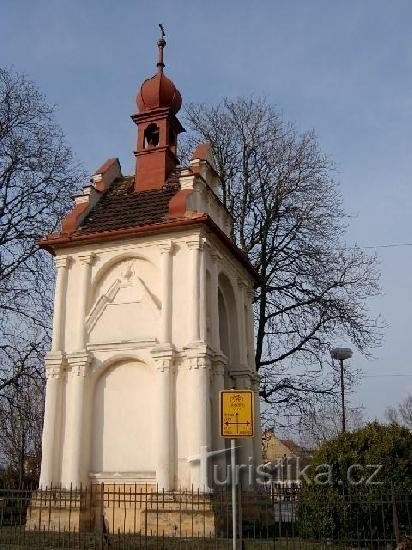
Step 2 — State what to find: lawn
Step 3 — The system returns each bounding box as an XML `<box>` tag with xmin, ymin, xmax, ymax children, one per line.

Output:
<box><xmin>0</xmin><ymin>526</ymin><xmax>325</xmax><ymax>549</ymax></box>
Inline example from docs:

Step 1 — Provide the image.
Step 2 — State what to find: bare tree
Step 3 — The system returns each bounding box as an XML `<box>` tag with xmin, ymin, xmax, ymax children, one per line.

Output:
<box><xmin>297</xmin><ymin>398</ymin><xmax>366</xmax><ymax>449</ymax></box>
<box><xmin>0</xmin><ymin>67</ymin><xmax>83</xmax><ymax>395</ymax></box>
<box><xmin>0</xmin><ymin>377</ymin><xmax>44</xmax><ymax>486</ymax></box>
<box><xmin>0</xmin><ymin>67</ymin><xmax>84</xmax><ymax>478</ymax></box>
<box><xmin>183</xmin><ymin>97</ymin><xmax>381</xmax><ymax>422</ymax></box>
<box><xmin>385</xmin><ymin>394</ymin><xmax>412</xmax><ymax>430</ymax></box>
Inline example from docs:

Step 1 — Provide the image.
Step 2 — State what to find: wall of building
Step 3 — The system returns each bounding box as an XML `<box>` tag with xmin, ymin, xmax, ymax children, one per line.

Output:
<box><xmin>40</xmin><ymin>225</ymin><xmax>260</xmax><ymax>490</ymax></box>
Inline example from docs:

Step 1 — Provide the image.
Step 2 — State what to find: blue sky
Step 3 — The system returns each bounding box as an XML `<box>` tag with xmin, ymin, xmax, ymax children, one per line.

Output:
<box><xmin>1</xmin><ymin>0</ymin><xmax>411</xmax><ymax>420</ymax></box>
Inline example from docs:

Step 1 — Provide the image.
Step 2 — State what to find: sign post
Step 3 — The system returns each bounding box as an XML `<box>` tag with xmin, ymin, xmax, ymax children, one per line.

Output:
<box><xmin>230</xmin><ymin>437</ymin><xmax>237</xmax><ymax>550</ymax></box>
<box><xmin>220</xmin><ymin>390</ymin><xmax>254</xmax><ymax>550</ymax></box>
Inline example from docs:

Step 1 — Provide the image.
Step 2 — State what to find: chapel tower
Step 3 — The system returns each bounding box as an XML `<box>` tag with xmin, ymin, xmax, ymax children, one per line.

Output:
<box><xmin>38</xmin><ymin>29</ymin><xmax>261</xmax><ymax>494</ymax></box>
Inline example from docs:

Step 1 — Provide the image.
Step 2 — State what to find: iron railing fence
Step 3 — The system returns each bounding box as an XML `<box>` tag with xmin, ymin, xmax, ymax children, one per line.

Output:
<box><xmin>0</xmin><ymin>483</ymin><xmax>410</xmax><ymax>549</ymax></box>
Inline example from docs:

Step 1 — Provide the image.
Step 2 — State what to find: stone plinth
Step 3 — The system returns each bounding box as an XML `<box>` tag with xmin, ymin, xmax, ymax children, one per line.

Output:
<box><xmin>25</xmin><ymin>485</ymin><xmax>218</xmax><ymax>537</ymax></box>
<box><xmin>26</xmin><ymin>489</ymin><xmax>91</xmax><ymax>532</ymax></box>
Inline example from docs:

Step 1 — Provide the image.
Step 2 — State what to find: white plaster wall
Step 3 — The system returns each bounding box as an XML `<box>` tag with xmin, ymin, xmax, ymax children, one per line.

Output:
<box><xmin>45</xmin><ymin>227</ymin><xmax>258</xmax><ymax>489</ymax></box>
<box><xmin>181</xmin><ymin>173</ymin><xmax>232</xmax><ymax>237</ymax></box>
<box><xmin>88</xmin><ymin>257</ymin><xmax>160</xmax><ymax>344</ymax></box>
<box><xmin>59</xmin><ymin>230</ymin><xmax>253</xmax><ymax>358</ymax></box>
<box><xmin>91</xmin><ymin>360</ymin><xmax>155</xmax><ymax>474</ymax></box>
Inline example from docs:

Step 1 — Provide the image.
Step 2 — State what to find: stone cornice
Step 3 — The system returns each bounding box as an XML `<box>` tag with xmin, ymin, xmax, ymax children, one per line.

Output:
<box><xmin>55</xmin><ymin>256</ymin><xmax>72</xmax><ymax>269</ymax></box>
<box><xmin>213</xmin><ymin>350</ymin><xmax>228</xmax><ymax>365</ymax></box>
<box><xmin>87</xmin><ymin>338</ymin><xmax>158</xmax><ymax>352</ymax></box>
<box><xmin>151</xmin><ymin>343</ymin><xmax>175</xmax><ymax>360</ymax></box>
<box><xmin>250</xmin><ymin>372</ymin><xmax>261</xmax><ymax>392</ymax></box>
<box><xmin>183</xmin><ymin>341</ymin><xmax>214</xmax><ymax>357</ymax></box>
<box><xmin>158</xmin><ymin>240</ymin><xmax>174</xmax><ymax>254</ymax></box>
<box><xmin>66</xmin><ymin>351</ymin><xmax>92</xmax><ymax>377</ymax></box>
<box><xmin>39</xmin><ymin>215</ymin><xmax>260</xmax><ymax>284</ymax></box>
<box><xmin>45</xmin><ymin>351</ymin><xmax>66</xmax><ymax>379</ymax></box>
<box><xmin>186</xmin><ymin>236</ymin><xmax>204</xmax><ymax>250</ymax></box>
<box><xmin>231</xmin><ymin>368</ymin><xmax>254</xmax><ymax>379</ymax></box>
<box><xmin>209</xmin><ymin>248</ymin><xmax>223</xmax><ymax>264</ymax></box>
<box><xmin>188</xmin><ymin>356</ymin><xmax>211</xmax><ymax>370</ymax></box>
<box><xmin>77</xmin><ymin>252</ymin><xmax>96</xmax><ymax>265</ymax></box>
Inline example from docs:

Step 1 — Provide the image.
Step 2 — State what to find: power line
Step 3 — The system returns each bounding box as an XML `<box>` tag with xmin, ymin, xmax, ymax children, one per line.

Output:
<box><xmin>363</xmin><ymin>242</ymin><xmax>412</xmax><ymax>249</ymax></box>
<box><xmin>361</xmin><ymin>374</ymin><xmax>412</xmax><ymax>378</ymax></box>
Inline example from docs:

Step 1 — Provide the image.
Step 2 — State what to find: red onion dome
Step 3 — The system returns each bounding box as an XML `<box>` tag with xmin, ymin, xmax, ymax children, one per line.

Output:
<box><xmin>137</xmin><ymin>71</ymin><xmax>182</xmax><ymax>115</ymax></box>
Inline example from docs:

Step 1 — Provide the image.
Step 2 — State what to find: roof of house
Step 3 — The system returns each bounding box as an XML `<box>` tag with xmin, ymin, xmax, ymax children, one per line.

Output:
<box><xmin>77</xmin><ymin>176</ymin><xmax>180</xmax><ymax>235</ymax></box>
<box><xmin>279</xmin><ymin>439</ymin><xmax>309</xmax><ymax>457</ymax></box>
<box><xmin>262</xmin><ymin>430</ymin><xmax>312</xmax><ymax>459</ymax></box>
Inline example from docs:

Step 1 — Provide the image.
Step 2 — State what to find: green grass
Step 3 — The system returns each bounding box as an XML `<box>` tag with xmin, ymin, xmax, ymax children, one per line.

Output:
<box><xmin>0</xmin><ymin>526</ymin><xmax>325</xmax><ymax>549</ymax></box>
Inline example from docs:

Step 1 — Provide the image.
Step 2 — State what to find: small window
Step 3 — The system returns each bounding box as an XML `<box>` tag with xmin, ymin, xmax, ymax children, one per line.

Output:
<box><xmin>144</xmin><ymin>123</ymin><xmax>160</xmax><ymax>148</ymax></box>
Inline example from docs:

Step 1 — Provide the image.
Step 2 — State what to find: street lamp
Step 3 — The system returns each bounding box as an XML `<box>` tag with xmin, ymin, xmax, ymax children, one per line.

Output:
<box><xmin>330</xmin><ymin>347</ymin><xmax>353</xmax><ymax>433</ymax></box>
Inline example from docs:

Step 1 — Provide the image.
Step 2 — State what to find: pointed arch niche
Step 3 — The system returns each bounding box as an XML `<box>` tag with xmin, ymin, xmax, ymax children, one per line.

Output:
<box><xmin>86</xmin><ymin>255</ymin><xmax>161</xmax><ymax>344</ymax></box>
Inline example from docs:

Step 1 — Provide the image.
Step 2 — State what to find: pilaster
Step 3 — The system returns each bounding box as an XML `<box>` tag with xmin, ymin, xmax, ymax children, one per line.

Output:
<box><xmin>186</xmin><ymin>237</ymin><xmax>204</xmax><ymax>344</ymax></box>
<box><xmin>159</xmin><ymin>241</ymin><xmax>174</xmax><ymax>344</ymax></box>
<box><xmin>151</xmin><ymin>344</ymin><xmax>175</xmax><ymax>490</ymax></box>
<box><xmin>76</xmin><ymin>253</ymin><xmax>95</xmax><ymax>351</ymax></box>
<box><xmin>61</xmin><ymin>351</ymin><xmax>92</xmax><ymax>488</ymax></box>
<box><xmin>209</xmin><ymin>249</ymin><xmax>222</xmax><ymax>353</ymax></box>
<box><xmin>211</xmin><ymin>352</ymin><xmax>227</xmax><ymax>483</ymax></box>
<box><xmin>39</xmin><ymin>351</ymin><xmax>66</xmax><ymax>487</ymax></box>
<box><xmin>199</xmin><ymin>238</ymin><xmax>207</xmax><ymax>342</ymax></box>
<box><xmin>51</xmin><ymin>256</ymin><xmax>71</xmax><ymax>352</ymax></box>
<box><xmin>212</xmin><ymin>352</ymin><xmax>227</xmax><ymax>396</ymax></box>
<box><xmin>185</xmin><ymin>345</ymin><xmax>212</xmax><ymax>491</ymax></box>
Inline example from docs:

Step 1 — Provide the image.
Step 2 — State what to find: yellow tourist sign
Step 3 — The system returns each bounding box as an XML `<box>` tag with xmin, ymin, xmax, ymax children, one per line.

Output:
<box><xmin>220</xmin><ymin>390</ymin><xmax>254</xmax><ymax>438</ymax></box>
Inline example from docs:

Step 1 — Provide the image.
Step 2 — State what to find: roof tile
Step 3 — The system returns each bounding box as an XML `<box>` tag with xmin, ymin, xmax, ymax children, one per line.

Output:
<box><xmin>77</xmin><ymin>176</ymin><xmax>180</xmax><ymax>234</ymax></box>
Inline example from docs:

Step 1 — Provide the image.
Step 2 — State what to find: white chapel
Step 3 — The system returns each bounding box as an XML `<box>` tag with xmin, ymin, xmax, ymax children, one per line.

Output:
<box><xmin>38</xmin><ymin>32</ymin><xmax>261</xmax><ymax>491</ymax></box>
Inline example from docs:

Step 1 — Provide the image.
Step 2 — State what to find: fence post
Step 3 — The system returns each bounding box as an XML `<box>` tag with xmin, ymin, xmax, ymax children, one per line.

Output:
<box><xmin>391</xmin><ymin>483</ymin><xmax>401</xmax><ymax>546</ymax></box>
<box><xmin>238</xmin><ymin>484</ymin><xmax>243</xmax><ymax>549</ymax></box>
<box><xmin>231</xmin><ymin>438</ymin><xmax>237</xmax><ymax>550</ymax></box>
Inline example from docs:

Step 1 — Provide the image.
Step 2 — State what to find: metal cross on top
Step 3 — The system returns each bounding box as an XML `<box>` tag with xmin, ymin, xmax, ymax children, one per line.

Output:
<box><xmin>157</xmin><ymin>23</ymin><xmax>166</xmax><ymax>72</ymax></box>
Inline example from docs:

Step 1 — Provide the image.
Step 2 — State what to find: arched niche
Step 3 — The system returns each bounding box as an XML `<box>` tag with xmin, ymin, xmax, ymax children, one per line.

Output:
<box><xmin>218</xmin><ymin>273</ymin><xmax>240</xmax><ymax>372</ymax></box>
<box><xmin>205</xmin><ymin>269</ymin><xmax>212</xmax><ymax>343</ymax></box>
<box><xmin>87</xmin><ymin>255</ymin><xmax>160</xmax><ymax>344</ymax></box>
<box><xmin>90</xmin><ymin>359</ymin><xmax>155</xmax><ymax>478</ymax></box>
<box><xmin>218</xmin><ymin>288</ymin><xmax>229</xmax><ymax>358</ymax></box>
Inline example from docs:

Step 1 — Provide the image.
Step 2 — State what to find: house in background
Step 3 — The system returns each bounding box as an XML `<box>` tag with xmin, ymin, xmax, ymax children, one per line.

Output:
<box><xmin>262</xmin><ymin>429</ymin><xmax>312</xmax><ymax>485</ymax></box>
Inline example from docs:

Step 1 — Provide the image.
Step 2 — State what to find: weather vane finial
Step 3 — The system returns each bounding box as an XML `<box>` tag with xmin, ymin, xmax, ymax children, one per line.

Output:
<box><xmin>157</xmin><ymin>23</ymin><xmax>166</xmax><ymax>73</ymax></box>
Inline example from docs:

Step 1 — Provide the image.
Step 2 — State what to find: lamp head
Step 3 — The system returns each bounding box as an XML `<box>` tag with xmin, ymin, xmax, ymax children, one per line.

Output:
<box><xmin>330</xmin><ymin>347</ymin><xmax>353</xmax><ymax>361</ymax></box>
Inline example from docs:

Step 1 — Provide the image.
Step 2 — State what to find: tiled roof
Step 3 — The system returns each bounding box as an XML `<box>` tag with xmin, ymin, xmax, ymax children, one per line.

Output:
<box><xmin>77</xmin><ymin>176</ymin><xmax>180</xmax><ymax>234</ymax></box>
<box><xmin>280</xmin><ymin>439</ymin><xmax>311</xmax><ymax>458</ymax></box>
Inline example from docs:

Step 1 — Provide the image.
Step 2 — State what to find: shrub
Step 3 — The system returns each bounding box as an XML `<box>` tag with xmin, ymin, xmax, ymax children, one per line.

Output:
<box><xmin>297</xmin><ymin>422</ymin><xmax>412</xmax><ymax>542</ymax></box>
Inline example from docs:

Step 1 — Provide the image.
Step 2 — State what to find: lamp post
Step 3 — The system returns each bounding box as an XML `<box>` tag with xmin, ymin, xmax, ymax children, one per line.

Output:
<box><xmin>330</xmin><ymin>347</ymin><xmax>353</xmax><ymax>433</ymax></box>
